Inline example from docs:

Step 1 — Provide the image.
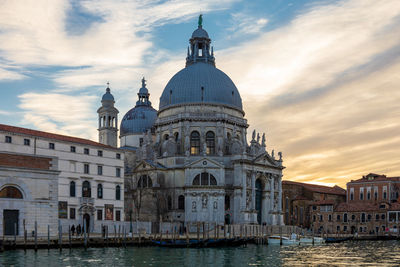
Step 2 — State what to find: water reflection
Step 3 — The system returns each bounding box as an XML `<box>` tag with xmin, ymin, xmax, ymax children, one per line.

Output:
<box><xmin>1</xmin><ymin>241</ymin><xmax>400</xmax><ymax>266</ymax></box>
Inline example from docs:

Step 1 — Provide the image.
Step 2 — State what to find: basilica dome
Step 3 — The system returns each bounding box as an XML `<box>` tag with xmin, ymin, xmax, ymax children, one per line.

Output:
<box><xmin>159</xmin><ymin>62</ymin><xmax>242</xmax><ymax>111</ymax></box>
<box><xmin>120</xmin><ymin>78</ymin><xmax>157</xmax><ymax>137</ymax></box>
<box><xmin>159</xmin><ymin>23</ymin><xmax>242</xmax><ymax>111</ymax></box>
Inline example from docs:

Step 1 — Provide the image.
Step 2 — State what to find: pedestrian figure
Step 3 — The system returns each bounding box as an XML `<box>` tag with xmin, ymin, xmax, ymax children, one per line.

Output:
<box><xmin>71</xmin><ymin>224</ymin><xmax>75</xmax><ymax>236</ymax></box>
<box><xmin>77</xmin><ymin>224</ymin><xmax>81</xmax><ymax>236</ymax></box>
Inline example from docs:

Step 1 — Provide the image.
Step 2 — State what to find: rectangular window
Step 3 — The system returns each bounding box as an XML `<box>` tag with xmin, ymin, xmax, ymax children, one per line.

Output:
<box><xmin>84</xmin><ymin>148</ymin><xmax>89</xmax><ymax>155</ymax></box>
<box><xmin>344</xmin><ymin>226</ymin><xmax>347</xmax><ymax>232</ymax></box>
<box><xmin>360</xmin><ymin>187</ymin><xmax>364</xmax><ymax>200</ymax></box>
<box><xmin>116</xmin><ymin>153</ymin><xmax>121</xmax><ymax>159</ymax></box>
<box><xmin>84</xmin><ymin>164</ymin><xmax>89</xmax><ymax>174</ymax></box>
<box><xmin>97</xmin><ymin>165</ymin><xmax>103</xmax><ymax>175</ymax></box>
<box><xmin>70</xmin><ymin>208</ymin><xmax>76</xmax><ymax>219</ymax></box>
<box><xmin>5</xmin><ymin>136</ymin><xmax>12</xmax><ymax>143</ymax></box>
<box><xmin>97</xmin><ymin>209</ymin><xmax>103</xmax><ymax>221</ymax></box>
<box><xmin>350</xmin><ymin>188</ymin><xmax>354</xmax><ymax>201</ymax></box>
<box><xmin>116</xmin><ymin>210</ymin><xmax>121</xmax><ymax>221</ymax></box>
<box><xmin>320</xmin><ymin>215</ymin><xmax>323</xmax><ymax>222</ymax></box>
<box><xmin>98</xmin><ymin>150</ymin><xmax>103</xmax><ymax>157</ymax></box>
<box><xmin>328</xmin><ymin>214</ymin><xmax>332</xmax><ymax>221</ymax></box>
<box><xmin>24</xmin><ymin>138</ymin><xmax>30</xmax><ymax>146</ymax></box>
<box><xmin>116</xmin><ymin>168</ymin><xmax>121</xmax><ymax>177</ymax></box>
<box><xmin>49</xmin><ymin>142</ymin><xmax>55</xmax><ymax>149</ymax></box>
<box><xmin>383</xmin><ymin>186</ymin><xmax>387</xmax><ymax>200</ymax></box>
<box><xmin>70</xmin><ymin>146</ymin><xmax>76</xmax><ymax>153</ymax></box>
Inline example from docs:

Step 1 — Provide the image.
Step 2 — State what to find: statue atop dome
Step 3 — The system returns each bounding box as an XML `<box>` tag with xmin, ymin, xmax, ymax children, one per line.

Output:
<box><xmin>198</xmin><ymin>14</ymin><xmax>203</xmax><ymax>27</ymax></box>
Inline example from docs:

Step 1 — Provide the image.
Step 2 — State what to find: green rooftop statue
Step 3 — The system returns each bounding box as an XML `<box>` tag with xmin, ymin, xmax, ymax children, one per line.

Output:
<box><xmin>198</xmin><ymin>14</ymin><xmax>203</xmax><ymax>27</ymax></box>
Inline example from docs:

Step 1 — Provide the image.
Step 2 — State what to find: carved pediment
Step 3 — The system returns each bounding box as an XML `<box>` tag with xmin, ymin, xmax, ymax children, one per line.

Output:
<box><xmin>133</xmin><ymin>159</ymin><xmax>166</xmax><ymax>172</ymax></box>
<box><xmin>184</xmin><ymin>157</ymin><xmax>224</xmax><ymax>169</ymax></box>
<box><xmin>253</xmin><ymin>152</ymin><xmax>280</xmax><ymax>167</ymax></box>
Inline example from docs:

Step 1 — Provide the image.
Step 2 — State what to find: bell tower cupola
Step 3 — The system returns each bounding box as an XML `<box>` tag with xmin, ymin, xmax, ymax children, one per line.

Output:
<box><xmin>97</xmin><ymin>82</ymin><xmax>119</xmax><ymax>147</ymax></box>
<box><xmin>186</xmin><ymin>15</ymin><xmax>215</xmax><ymax>67</ymax></box>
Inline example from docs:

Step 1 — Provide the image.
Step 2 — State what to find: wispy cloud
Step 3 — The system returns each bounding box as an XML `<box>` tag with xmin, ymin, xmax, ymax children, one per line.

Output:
<box><xmin>18</xmin><ymin>92</ymin><xmax>98</xmax><ymax>139</ymax></box>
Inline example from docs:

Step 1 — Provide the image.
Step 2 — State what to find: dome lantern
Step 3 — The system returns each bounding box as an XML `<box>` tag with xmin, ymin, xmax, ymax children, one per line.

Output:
<box><xmin>186</xmin><ymin>15</ymin><xmax>215</xmax><ymax>67</ymax></box>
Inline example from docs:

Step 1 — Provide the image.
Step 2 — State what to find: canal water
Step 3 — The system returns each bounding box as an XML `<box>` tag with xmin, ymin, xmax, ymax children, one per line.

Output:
<box><xmin>1</xmin><ymin>241</ymin><xmax>400</xmax><ymax>266</ymax></box>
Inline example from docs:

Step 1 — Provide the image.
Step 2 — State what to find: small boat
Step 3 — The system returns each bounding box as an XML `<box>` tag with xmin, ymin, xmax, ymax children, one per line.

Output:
<box><xmin>325</xmin><ymin>236</ymin><xmax>353</xmax><ymax>243</ymax></box>
<box><xmin>313</xmin><ymin>237</ymin><xmax>325</xmax><ymax>244</ymax></box>
<box><xmin>282</xmin><ymin>233</ymin><xmax>300</xmax><ymax>245</ymax></box>
<box><xmin>299</xmin><ymin>237</ymin><xmax>313</xmax><ymax>244</ymax></box>
<box><xmin>282</xmin><ymin>238</ymin><xmax>300</xmax><ymax>245</ymax></box>
<box><xmin>268</xmin><ymin>235</ymin><xmax>282</xmax><ymax>244</ymax></box>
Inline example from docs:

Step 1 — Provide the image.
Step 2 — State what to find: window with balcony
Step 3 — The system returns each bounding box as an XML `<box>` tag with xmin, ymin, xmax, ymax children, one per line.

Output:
<box><xmin>82</xmin><ymin>181</ymin><xmax>91</xmax><ymax>198</ymax></box>
<box><xmin>344</xmin><ymin>213</ymin><xmax>348</xmax><ymax>222</ymax></box>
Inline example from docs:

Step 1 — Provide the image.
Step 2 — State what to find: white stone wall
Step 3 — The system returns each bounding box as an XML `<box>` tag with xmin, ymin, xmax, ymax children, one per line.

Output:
<box><xmin>0</xmin><ymin>166</ymin><xmax>59</xmax><ymax>236</ymax></box>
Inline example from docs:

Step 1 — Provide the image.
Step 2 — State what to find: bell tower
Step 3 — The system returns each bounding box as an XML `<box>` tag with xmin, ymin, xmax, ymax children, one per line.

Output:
<box><xmin>97</xmin><ymin>83</ymin><xmax>119</xmax><ymax>147</ymax></box>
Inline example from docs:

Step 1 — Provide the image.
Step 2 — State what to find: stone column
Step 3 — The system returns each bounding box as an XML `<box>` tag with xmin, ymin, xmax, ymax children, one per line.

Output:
<box><xmin>242</xmin><ymin>170</ymin><xmax>247</xmax><ymax>210</ymax></box>
<box><xmin>251</xmin><ymin>171</ymin><xmax>256</xmax><ymax>210</ymax></box>
<box><xmin>269</xmin><ymin>174</ymin><xmax>274</xmax><ymax>211</ymax></box>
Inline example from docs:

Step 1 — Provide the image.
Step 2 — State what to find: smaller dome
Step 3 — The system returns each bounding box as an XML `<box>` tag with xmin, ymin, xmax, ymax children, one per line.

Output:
<box><xmin>191</xmin><ymin>27</ymin><xmax>209</xmax><ymax>39</ymax></box>
<box><xmin>102</xmin><ymin>87</ymin><xmax>114</xmax><ymax>101</ymax></box>
<box><xmin>120</xmin><ymin>106</ymin><xmax>157</xmax><ymax>136</ymax></box>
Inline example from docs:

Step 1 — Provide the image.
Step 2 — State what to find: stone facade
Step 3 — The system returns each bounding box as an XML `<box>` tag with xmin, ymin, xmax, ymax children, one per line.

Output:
<box><xmin>0</xmin><ymin>153</ymin><xmax>59</xmax><ymax>236</ymax></box>
<box><xmin>122</xmin><ymin>21</ymin><xmax>285</xmax><ymax>229</ymax></box>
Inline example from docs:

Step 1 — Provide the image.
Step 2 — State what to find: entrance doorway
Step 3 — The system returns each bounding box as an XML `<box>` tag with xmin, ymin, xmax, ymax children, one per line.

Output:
<box><xmin>255</xmin><ymin>179</ymin><xmax>262</xmax><ymax>224</ymax></box>
<box><xmin>83</xmin><ymin>213</ymin><xmax>90</xmax><ymax>233</ymax></box>
<box><xmin>3</xmin><ymin>210</ymin><xmax>19</xmax><ymax>235</ymax></box>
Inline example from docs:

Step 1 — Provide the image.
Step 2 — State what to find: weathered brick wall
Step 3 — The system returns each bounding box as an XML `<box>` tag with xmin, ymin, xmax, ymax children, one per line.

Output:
<box><xmin>0</xmin><ymin>153</ymin><xmax>52</xmax><ymax>170</ymax></box>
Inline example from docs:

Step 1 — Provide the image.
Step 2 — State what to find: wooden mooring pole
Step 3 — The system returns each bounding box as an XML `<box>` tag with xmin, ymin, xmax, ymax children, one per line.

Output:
<box><xmin>34</xmin><ymin>221</ymin><xmax>38</xmax><ymax>252</ymax></box>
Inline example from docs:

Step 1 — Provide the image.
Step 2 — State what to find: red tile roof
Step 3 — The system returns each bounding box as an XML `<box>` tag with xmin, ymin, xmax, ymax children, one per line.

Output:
<box><xmin>283</xmin><ymin>180</ymin><xmax>346</xmax><ymax>196</ymax></box>
<box><xmin>0</xmin><ymin>124</ymin><xmax>115</xmax><ymax>149</ymax></box>
<box><xmin>349</xmin><ymin>173</ymin><xmax>400</xmax><ymax>183</ymax></box>
<box><xmin>335</xmin><ymin>202</ymin><xmax>400</xmax><ymax>212</ymax></box>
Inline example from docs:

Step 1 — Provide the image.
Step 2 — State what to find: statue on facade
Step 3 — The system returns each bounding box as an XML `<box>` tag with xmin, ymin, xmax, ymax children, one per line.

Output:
<box><xmin>256</xmin><ymin>133</ymin><xmax>260</xmax><ymax>144</ymax></box>
<box><xmin>261</xmin><ymin>133</ymin><xmax>266</xmax><ymax>147</ymax></box>
<box><xmin>271</xmin><ymin>149</ymin><xmax>275</xmax><ymax>159</ymax></box>
<box><xmin>192</xmin><ymin>201</ymin><xmax>197</xmax><ymax>211</ymax></box>
<box><xmin>252</xmin><ymin>130</ymin><xmax>256</xmax><ymax>141</ymax></box>
<box><xmin>202</xmin><ymin>194</ymin><xmax>208</xmax><ymax>208</ymax></box>
<box><xmin>278</xmin><ymin>151</ymin><xmax>282</xmax><ymax>161</ymax></box>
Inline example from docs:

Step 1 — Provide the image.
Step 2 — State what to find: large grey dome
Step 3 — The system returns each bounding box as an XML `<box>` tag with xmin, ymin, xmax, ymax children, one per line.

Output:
<box><xmin>120</xmin><ymin>106</ymin><xmax>157</xmax><ymax>136</ymax></box>
<box><xmin>159</xmin><ymin>62</ymin><xmax>243</xmax><ymax>110</ymax></box>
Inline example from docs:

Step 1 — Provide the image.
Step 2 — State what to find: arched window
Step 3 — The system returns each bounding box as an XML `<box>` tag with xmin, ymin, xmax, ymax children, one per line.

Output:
<box><xmin>164</xmin><ymin>134</ymin><xmax>169</xmax><ymax>141</ymax></box>
<box><xmin>174</xmin><ymin>132</ymin><xmax>179</xmax><ymax>142</ymax></box>
<box><xmin>97</xmin><ymin>184</ymin><xmax>103</xmax><ymax>199</ymax></box>
<box><xmin>0</xmin><ymin>186</ymin><xmax>23</xmax><ymax>199</ymax></box>
<box><xmin>138</xmin><ymin>175</ymin><xmax>152</xmax><ymax>188</ymax></box>
<box><xmin>116</xmin><ymin>185</ymin><xmax>121</xmax><ymax>200</ymax></box>
<box><xmin>190</xmin><ymin>131</ymin><xmax>200</xmax><ymax>155</ymax></box>
<box><xmin>178</xmin><ymin>195</ymin><xmax>185</xmax><ymax>210</ymax></box>
<box><xmin>70</xmin><ymin>181</ymin><xmax>76</xmax><ymax>197</ymax></box>
<box><xmin>192</xmin><ymin>172</ymin><xmax>217</xmax><ymax>186</ymax></box>
<box><xmin>344</xmin><ymin>213</ymin><xmax>348</xmax><ymax>222</ymax></box>
<box><xmin>168</xmin><ymin>195</ymin><xmax>172</xmax><ymax>210</ymax></box>
<box><xmin>206</xmin><ymin>131</ymin><xmax>215</xmax><ymax>155</ymax></box>
<box><xmin>82</xmin><ymin>181</ymin><xmax>91</xmax><ymax>198</ymax></box>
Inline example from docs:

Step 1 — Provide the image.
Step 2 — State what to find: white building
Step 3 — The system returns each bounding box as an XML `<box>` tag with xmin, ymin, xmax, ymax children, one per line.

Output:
<box><xmin>0</xmin><ymin>123</ymin><xmax>124</xmax><ymax>235</ymax></box>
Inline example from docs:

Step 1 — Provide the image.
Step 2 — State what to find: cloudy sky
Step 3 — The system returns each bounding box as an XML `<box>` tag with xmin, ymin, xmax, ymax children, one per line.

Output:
<box><xmin>1</xmin><ymin>0</ymin><xmax>399</xmax><ymax>187</ymax></box>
